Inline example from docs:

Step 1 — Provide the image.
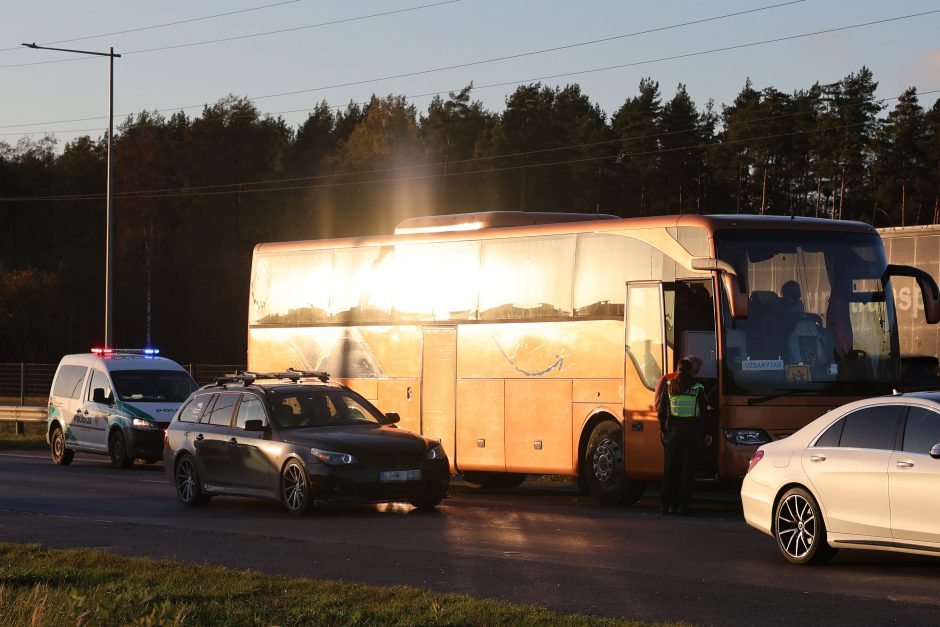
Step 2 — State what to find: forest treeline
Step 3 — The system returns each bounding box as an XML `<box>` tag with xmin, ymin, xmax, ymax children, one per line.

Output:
<box><xmin>1</xmin><ymin>67</ymin><xmax>939</xmax><ymax>362</ymax></box>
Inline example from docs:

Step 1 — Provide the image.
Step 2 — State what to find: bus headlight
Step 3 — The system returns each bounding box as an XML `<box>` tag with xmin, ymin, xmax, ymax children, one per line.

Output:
<box><xmin>723</xmin><ymin>428</ymin><xmax>771</xmax><ymax>445</ymax></box>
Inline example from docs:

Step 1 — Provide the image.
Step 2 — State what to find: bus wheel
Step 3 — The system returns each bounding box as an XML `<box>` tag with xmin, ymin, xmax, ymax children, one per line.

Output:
<box><xmin>584</xmin><ymin>421</ymin><xmax>645</xmax><ymax>505</ymax></box>
<box><xmin>50</xmin><ymin>425</ymin><xmax>74</xmax><ymax>465</ymax></box>
<box><xmin>109</xmin><ymin>431</ymin><xmax>133</xmax><ymax>469</ymax></box>
<box><xmin>461</xmin><ymin>472</ymin><xmax>527</xmax><ymax>490</ymax></box>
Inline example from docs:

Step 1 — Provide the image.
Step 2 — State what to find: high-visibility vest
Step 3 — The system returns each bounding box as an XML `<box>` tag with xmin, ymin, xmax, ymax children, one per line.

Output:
<box><xmin>668</xmin><ymin>382</ymin><xmax>704</xmax><ymax>418</ymax></box>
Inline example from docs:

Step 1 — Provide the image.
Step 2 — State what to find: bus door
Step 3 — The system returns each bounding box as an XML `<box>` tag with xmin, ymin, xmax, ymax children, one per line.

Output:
<box><xmin>669</xmin><ymin>278</ymin><xmax>719</xmax><ymax>477</ymax></box>
<box><xmin>624</xmin><ymin>281</ymin><xmax>666</xmax><ymax>477</ymax></box>
<box><xmin>421</xmin><ymin>326</ymin><xmax>457</xmax><ymax>469</ymax></box>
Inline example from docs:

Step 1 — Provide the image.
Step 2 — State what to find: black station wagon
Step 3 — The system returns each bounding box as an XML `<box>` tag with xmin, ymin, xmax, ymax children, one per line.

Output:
<box><xmin>164</xmin><ymin>370</ymin><xmax>449</xmax><ymax>513</ymax></box>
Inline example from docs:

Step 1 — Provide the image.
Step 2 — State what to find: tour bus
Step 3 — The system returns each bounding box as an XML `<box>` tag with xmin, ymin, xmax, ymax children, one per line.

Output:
<box><xmin>247</xmin><ymin>211</ymin><xmax>940</xmax><ymax>505</ymax></box>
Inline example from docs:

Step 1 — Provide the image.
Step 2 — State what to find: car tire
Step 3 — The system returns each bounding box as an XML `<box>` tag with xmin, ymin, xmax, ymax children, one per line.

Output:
<box><xmin>583</xmin><ymin>420</ymin><xmax>646</xmax><ymax>505</ymax></box>
<box><xmin>461</xmin><ymin>471</ymin><xmax>527</xmax><ymax>490</ymax></box>
<box><xmin>109</xmin><ymin>430</ymin><xmax>133</xmax><ymax>469</ymax></box>
<box><xmin>409</xmin><ymin>495</ymin><xmax>443</xmax><ymax>511</ymax></box>
<box><xmin>774</xmin><ymin>486</ymin><xmax>837</xmax><ymax>565</ymax></box>
<box><xmin>175</xmin><ymin>455</ymin><xmax>210</xmax><ymax>506</ymax></box>
<box><xmin>50</xmin><ymin>425</ymin><xmax>74</xmax><ymax>466</ymax></box>
<box><xmin>281</xmin><ymin>459</ymin><xmax>313</xmax><ymax>515</ymax></box>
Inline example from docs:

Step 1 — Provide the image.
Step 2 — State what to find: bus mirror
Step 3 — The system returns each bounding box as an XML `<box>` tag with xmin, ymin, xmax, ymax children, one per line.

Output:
<box><xmin>884</xmin><ymin>264</ymin><xmax>940</xmax><ymax>325</ymax></box>
<box><xmin>692</xmin><ymin>258</ymin><xmax>749</xmax><ymax>320</ymax></box>
<box><xmin>722</xmin><ymin>273</ymin><xmax>749</xmax><ymax>320</ymax></box>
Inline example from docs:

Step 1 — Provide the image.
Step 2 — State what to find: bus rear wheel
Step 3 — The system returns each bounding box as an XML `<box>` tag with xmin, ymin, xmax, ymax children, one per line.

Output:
<box><xmin>584</xmin><ymin>421</ymin><xmax>645</xmax><ymax>506</ymax></box>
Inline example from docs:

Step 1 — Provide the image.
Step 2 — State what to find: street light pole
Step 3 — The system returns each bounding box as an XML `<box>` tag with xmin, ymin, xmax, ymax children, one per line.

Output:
<box><xmin>21</xmin><ymin>42</ymin><xmax>121</xmax><ymax>349</ymax></box>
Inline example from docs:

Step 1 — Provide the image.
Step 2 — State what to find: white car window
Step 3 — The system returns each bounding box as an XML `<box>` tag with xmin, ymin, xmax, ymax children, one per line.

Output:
<box><xmin>838</xmin><ymin>406</ymin><xmax>903</xmax><ymax>450</ymax></box>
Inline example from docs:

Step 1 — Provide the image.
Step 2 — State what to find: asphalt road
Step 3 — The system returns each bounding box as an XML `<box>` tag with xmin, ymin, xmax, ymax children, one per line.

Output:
<box><xmin>1</xmin><ymin>450</ymin><xmax>939</xmax><ymax>625</ymax></box>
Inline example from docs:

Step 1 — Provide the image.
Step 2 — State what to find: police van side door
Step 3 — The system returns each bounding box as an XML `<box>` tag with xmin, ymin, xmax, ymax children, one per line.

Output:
<box><xmin>82</xmin><ymin>368</ymin><xmax>115</xmax><ymax>453</ymax></box>
<box><xmin>50</xmin><ymin>365</ymin><xmax>90</xmax><ymax>449</ymax></box>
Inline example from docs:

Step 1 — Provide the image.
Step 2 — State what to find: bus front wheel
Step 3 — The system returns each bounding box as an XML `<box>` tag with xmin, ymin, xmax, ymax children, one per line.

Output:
<box><xmin>584</xmin><ymin>421</ymin><xmax>645</xmax><ymax>506</ymax></box>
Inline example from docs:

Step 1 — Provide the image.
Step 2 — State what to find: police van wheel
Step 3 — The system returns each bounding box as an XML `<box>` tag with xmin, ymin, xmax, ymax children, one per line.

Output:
<box><xmin>109</xmin><ymin>431</ymin><xmax>133</xmax><ymax>469</ymax></box>
<box><xmin>50</xmin><ymin>426</ymin><xmax>73</xmax><ymax>466</ymax></box>
<box><xmin>584</xmin><ymin>420</ymin><xmax>645</xmax><ymax>506</ymax></box>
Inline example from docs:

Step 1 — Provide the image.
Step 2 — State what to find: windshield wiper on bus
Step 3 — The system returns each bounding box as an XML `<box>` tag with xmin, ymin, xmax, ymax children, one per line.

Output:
<box><xmin>747</xmin><ymin>388</ymin><xmax>818</xmax><ymax>406</ymax></box>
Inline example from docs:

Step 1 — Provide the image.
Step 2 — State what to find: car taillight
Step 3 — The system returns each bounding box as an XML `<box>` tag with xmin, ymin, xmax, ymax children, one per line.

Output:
<box><xmin>747</xmin><ymin>450</ymin><xmax>764</xmax><ymax>473</ymax></box>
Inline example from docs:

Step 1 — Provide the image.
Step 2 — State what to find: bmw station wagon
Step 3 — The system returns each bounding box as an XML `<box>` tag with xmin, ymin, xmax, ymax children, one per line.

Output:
<box><xmin>163</xmin><ymin>370</ymin><xmax>450</xmax><ymax>513</ymax></box>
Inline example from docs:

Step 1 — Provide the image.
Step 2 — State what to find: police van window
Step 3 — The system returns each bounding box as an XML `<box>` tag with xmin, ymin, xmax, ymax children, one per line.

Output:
<box><xmin>87</xmin><ymin>369</ymin><xmax>112</xmax><ymax>403</ymax></box>
<box><xmin>902</xmin><ymin>406</ymin><xmax>940</xmax><ymax>455</ymax></box>
<box><xmin>236</xmin><ymin>395</ymin><xmax>267</xmax><ymax>429</ymax></box>
<box><xmin>813</xmin><ymin>418</ymin><xmax>844</xmax><ymax>447</ymax></box>
<box><xmin>53</xmin><ymin>365</ymin><xmax>88</xmax><ymax>400</ymax></box>
<box><xmin>178</xmin><ymin>394</ymin><xmax>214</xmax><ymax>423</ymax></box>
<box><xmin>207</xmin><ymin>393</ymin><xmax>239</xmax><ymax>427</ymax></box>
<box><xmin>838</xmin><ymin>406</ymin><xmax>903</xmax><ymax>450</ymax></box>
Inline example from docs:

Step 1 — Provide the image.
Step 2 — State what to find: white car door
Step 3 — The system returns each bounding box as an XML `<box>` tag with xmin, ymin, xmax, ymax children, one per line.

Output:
<box><xmin>51</xmin><ymin>364</ymin><xmax>90</xmax><ymax>448</ymax></box>
<box><xmin>82</xmin><ymin>368</ymin><xmax>115</xmax><ymax>453</ymax></box>
<box><xmin>889</xmin><ymin>405</ymin><xmax>940</xmax><ymax>544</ymax></box>
<box><xmin>802</xmin><ymin>405</ymin><xmax>902</xmax><ymax>538</ymax></box>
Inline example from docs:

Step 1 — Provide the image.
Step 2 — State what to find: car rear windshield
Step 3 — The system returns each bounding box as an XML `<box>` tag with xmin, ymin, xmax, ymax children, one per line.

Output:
<box><xmin>111</xmin><ymin>370</ymin><xmax>198</xmax><ymax>403</ymax></box>
<box><xmin>270</xmin><ymin>389</ymin><xmax>384</xmax><ymax>428</ymax></box>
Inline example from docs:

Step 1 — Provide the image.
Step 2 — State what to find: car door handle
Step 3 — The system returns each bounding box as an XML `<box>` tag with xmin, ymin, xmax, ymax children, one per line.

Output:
<box><xmin>228</xmin><ymin>438</ymin><xmax>238</xmax><ymax>446</ymax></box>
<box><xmin>810</xmin><ymin>454</ymin><xmax>827</xmax><ymax>462</ymax></box>
<box><xmin>896</xmin><ymin>460</ymin><xmax>915</xmax><ymax>469</ymax></box>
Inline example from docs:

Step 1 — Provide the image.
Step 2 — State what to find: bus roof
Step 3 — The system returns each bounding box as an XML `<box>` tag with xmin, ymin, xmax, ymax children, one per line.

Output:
<box><xmin>254</xmin><ymin>213</ymin><xmax>877</xmax><ymax>254</ymax></box>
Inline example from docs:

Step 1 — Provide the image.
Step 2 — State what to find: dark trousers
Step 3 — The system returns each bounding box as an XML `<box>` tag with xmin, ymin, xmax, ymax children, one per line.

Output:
<box><xmin>661</xmin><ymin>419</ymin><xmax>704</xmax><ymax>511</ymax></box>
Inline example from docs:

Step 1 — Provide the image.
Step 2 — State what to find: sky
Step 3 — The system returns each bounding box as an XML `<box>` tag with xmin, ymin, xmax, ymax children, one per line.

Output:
<box><xmin>2</xmin><ymin>0</ymin><xmax>939</xmax><ymax>150</ymax></box>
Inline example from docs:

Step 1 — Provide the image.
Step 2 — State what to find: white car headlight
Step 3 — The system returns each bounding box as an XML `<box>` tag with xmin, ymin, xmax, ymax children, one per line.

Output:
<box><xmin>427</xmin><ymin>442</ymin><xmax>447</xmax><ymax>460</ymax></box>
<box><xmin>131</xmin><ymin>418</ymin><xmax>157</xmax><ymax>429</ymax></box>
<box><xmin>310</xmin><ymin>447</ymin><xmax>358</xmax><ymax>465</ymax></box>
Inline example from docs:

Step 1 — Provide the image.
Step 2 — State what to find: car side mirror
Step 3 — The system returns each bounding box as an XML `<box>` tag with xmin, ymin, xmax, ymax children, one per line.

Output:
<box><xmin>93</xmin><ymin>387</ymin><xmax>113</xmax><ymax>405</ymax></box>
<box><xmin>385</xmin><ymin>412</ymin><xmax>401</xmax><ymax>424</ymax></box>
<box><xmin>930</xmin><ymin>443</ymin><xmax>940</xmax><ymax>459</ymax></box>
<box><xmin>243</xmin><ymin>419</ymin><xmax>266</xmax><ymax>432</ymax></box>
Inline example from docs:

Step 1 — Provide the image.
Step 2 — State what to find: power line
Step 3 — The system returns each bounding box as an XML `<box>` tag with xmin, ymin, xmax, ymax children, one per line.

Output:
<box><xmin>2</xmin><ymin>89</ymin><xmax>935</xmax><ymax>204</ymax></box>
<box><xmin>3</xmin><ymin>5</ymin><xmax>934</xmax><ymax>136</ymax></box>
<box><xmin>0</xmin><ymin>0</ymin><xmax>464</xmax><ymax>69</ymax></box>
<box><xmin>0</xmin><ymin>0</ymin><xmax>805</xmax><ymax>130</ymax></box>
<box><xmin>0</xmin><ymin>0</ymin><xmax>307</xmax><ymax>53</ymax></box>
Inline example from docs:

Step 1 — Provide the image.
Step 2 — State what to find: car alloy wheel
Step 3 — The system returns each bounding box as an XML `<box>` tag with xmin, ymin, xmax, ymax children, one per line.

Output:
<box><xmin>175</xmin><ymin>455</ymin><xmax>209</xmax><ymax>506</ymax></box>
<box><xmin>774</xmin><ymin>487</ymin><xmax>836</xmax><ymax>565</ymax></box>
<box><xmin>281</xmin><ymin>460</ymin><xmax>312</xmax><ymax>515</ymax></box>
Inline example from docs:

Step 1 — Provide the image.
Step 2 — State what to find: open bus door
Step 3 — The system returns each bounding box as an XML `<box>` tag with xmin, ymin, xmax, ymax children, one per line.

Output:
<box><xmin>624</xmin><ymin>281</ymin><xmax>667</xmax><ymax>478</ymax></box>
<box><xmin>624</xmin><ymin>280</ymin><xmax>719</xmax><ymax>481</ymax></box>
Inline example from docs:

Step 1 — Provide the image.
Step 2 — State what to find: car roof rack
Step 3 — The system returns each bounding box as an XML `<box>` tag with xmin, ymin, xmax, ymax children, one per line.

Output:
<box><xmin>213</xmin><ymin>370</ymin><xmax>331</xmax><ymax>387</ymax></box>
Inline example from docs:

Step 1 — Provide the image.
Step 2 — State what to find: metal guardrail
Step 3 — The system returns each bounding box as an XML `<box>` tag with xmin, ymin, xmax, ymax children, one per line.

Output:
<box><xmin>0</xmin><ymin>405</ymin><xmax>47</xmax><ymax>435</ymax></box>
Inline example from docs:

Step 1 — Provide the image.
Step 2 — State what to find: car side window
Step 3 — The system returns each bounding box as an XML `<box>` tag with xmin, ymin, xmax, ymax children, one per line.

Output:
<box><xmin>178</xmin><ymin>394</ymin><xmax>214</xmax><ymax>423</ymax></box>
<box><xmin>52</xmin><ymin>365</ymin><xmax>88</xmax><ymax>400</ymax></box>
<box><xmin>86</xmin><ymin>369</ymin><xmax>113</xmax><ymax>403</ymax></box>
<box><xmin>813</xmin><ymin>418</ymin><xmax>844</xmax><ymax>447</ymax></box>
<box><xmin>207</xmin><ymin>393</ymin><xmax>239</xmax><ymax>427</ymax></box>
<box><xmin>838</xmin><ymin>405</ymin><xmax>903</xmax><ymax>450</ymax></box>
<box><xmin>902</xmin><ymin>406</ymin><xmax>940</xmax><ymax>455</ymax></box>
<box><xmin>236</xmin><ymin>394</ymin><xmax>268</xmax><ymax>429</ymax></box>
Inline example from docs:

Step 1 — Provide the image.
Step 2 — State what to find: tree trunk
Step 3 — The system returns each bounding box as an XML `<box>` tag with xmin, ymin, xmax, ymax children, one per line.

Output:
<box><xmin>901</xmin><ymin>183</ymin><xmax>906</xmax><ymax>227</ymax></box>
<box><xmin>760</xmin><ymin>168</ymin><xmax>768</xmax><ymax>215</ymax></box>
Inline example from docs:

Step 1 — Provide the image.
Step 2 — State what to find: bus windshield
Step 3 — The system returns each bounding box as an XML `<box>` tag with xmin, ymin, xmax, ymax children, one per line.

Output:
<box><xmin>715</xmin><ymin>229</ymin><xmax>897</xmax><ymax>397</ymax></box>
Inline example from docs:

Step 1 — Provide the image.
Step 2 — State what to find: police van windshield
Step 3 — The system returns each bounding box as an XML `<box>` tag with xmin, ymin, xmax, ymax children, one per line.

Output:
<box><xmin>111</xmin><ymin>370</ymin><xmax>198</xmax><ymax>403</ymax></box>
<box><xmin>716</xmin><ymin>229</ymin><xmax>897</xmax><ymax>397</ymax></box>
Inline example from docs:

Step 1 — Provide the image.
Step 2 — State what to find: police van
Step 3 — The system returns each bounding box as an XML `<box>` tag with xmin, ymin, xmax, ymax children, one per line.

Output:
<box><xmin>47</xmin><ymin>348</ymin><xmax>198</xmax><ymax>468</ymax></box>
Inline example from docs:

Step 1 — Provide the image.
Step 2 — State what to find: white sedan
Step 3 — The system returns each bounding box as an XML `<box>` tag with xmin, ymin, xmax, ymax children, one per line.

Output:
<box><xmin>741</xmin><ymin>393</ymin><xmax>940</xmax><ymax>565</ymax></box>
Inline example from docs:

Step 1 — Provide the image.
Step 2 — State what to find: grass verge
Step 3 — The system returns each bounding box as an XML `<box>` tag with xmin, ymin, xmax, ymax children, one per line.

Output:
<box><xmin>0</xmin><ymin>543</ymin><xmax>654</xmax><ymax>626</ymax></box>
<box><xmin>0</xmin><ymin>422</ymin><xmax>47</xmax><ymax>450</ymax></box>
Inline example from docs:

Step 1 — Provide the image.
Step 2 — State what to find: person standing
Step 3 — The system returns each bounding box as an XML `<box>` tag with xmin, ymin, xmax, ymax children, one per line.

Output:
<box><xmin>659</xmin><ymin>356</ymin><xmax>711</xmax><ymax>516</ymax></box>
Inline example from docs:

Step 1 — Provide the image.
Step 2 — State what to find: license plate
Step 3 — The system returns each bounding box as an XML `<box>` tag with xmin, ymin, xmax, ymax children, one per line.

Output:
<box><xmin>379</xmin><ymin>469</ymin><xmax>422</xmax><ymax>482</ymax></box>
